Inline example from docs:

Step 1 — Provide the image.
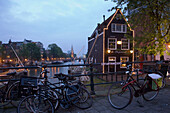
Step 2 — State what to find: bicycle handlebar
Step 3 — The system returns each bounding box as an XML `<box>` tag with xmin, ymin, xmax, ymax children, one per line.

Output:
<box><xmin>54</xmin><ymin>73</ymin><xmax>72</xmax><ymax>80</ymax></box>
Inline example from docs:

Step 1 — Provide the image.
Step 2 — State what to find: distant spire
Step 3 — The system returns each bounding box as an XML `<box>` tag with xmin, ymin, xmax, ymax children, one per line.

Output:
<box><xmin>8</xmin><ymin>39</ymin><xmax>12</xmax><ymax>45</ymax></box>
<box><xmin>71</xmin><ymin>45</ymin><xmax>74</xmax><ymax>58</ymax></box>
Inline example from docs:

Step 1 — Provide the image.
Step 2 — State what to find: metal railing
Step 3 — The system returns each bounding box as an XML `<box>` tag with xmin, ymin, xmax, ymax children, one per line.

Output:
<box><xmin>0</xmin><ymin>60</ymin><xmax>169</xmax><ymax>95</ymax></box>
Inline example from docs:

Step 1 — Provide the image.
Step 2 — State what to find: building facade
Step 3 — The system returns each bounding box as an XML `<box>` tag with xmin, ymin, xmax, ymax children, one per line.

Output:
<box><xmin>88</xmin><ymin>9</ymin><xmax>134</xmax><ymax>73</ymax></box>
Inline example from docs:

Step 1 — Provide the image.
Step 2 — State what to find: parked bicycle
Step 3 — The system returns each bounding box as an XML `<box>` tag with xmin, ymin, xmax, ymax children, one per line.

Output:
<box><xmin>0</xmin><ymin>72</ymin><xmax>20</xmax><ymax>107</ymax></box>
<box><xmin>17</xmin><ymin>66</ymin><xmax>93</xmax><ymax>113</ymax></box>
<box><xmin>108</xmin><ymin>62</ymin><xmax>160</xmax><ymax>109</ymax></box>
<box><xmin>53</xmin><ymin>73</ymin><xmax>93</xmax><ymax>110</ymax></box>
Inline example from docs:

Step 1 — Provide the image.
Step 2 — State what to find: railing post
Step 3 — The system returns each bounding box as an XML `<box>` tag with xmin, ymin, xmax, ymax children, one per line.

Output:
<box><xmin>90</xmin><ymin>63</ymin><xmax>95</xmax><ymax>95</ymax></box>
<box><xmin>137</xmin><ymin>69</ymin><xmax>139</xmax><ymax>82</ymax></box>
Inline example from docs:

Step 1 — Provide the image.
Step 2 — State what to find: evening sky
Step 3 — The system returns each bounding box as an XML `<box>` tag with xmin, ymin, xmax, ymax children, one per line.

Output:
<box><xmin>0</xmin><ymin>0</ymin><xmax>115</xmax><ymax>56</ymax></box>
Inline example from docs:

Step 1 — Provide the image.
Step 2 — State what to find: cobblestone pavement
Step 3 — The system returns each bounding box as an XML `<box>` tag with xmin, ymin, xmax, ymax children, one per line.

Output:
<box><xmin>1</xmin><ymin>86</ymin><xmax>170</xmax><ymax>113</ymax></box>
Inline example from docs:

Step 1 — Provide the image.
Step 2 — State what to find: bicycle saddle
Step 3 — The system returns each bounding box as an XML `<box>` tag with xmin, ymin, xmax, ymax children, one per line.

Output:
<box><xmin>54</xmin><ymin>73</ymin><xmax>67</xmax><ymax>81</ymax></box>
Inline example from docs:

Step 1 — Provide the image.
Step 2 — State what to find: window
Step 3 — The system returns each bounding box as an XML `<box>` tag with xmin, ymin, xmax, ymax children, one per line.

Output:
<box><xmin>108</xmin><ymin>38</ymin><xmax>117</xmax><ymax>50</ymax></box>
<box><xmin>121</xmin><ymin>39</ymin><xmax>129</xmax><ymax>50</ymax></box>
<box><xmin>108</xmin><ymin>57</ymin><xmax>116</xmax><ymax>72</ymax></box>
<box><xmin>116</xmin><ymin>24</ymin><xmax>121</xmax><ymax>31</ymax></box>
<box><xmin>120</xmin><ymin>57</ymin><xmax>129</xmax><ymax>68</ymax></box>
<box><xmin>111</xmin><ymin>23</ymin><xmax>127</xmax><ymax>33</ymax></box>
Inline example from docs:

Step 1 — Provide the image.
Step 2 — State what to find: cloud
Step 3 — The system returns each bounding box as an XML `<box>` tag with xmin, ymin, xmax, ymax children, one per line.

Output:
<box><xmin>0</xmin><ymin>0</ymin><xmax>116</xmax><ymax>54</ymax></box>
<box><xmin>5</xmin><ymin>0</ymin><xmax>89</xmax><ymax>23</ymax></box>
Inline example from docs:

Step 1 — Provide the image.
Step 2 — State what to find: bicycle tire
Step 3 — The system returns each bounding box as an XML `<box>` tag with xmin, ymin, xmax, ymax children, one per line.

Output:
<box><xmin>142</xmin><ymin>76</ymin><xmax>159</xmax><ymax>101</ymax></box>
<box><xmin>0</xmin><ymin>83</ymin><xmax>11</xmax><ymax>107</ymax></box>
<box><xmin>17</xmin><ymin>94</ymin><xmax>54</xmax><ymax>113</ymax></box>
<box><xmin>108</xmin><ymin>81</ymin><xmax>133</xmax><ymax>110</ymax></box>
<box><xmin>46</xmin><ymin>89</ymin><xmax>59</xmax><ymax>110</ymax></box>
<box><xmin>66</xmin><ymin>84</ymin><xmax>93</xmax><ymax>109</ymax></box>
<box><xmin>7</xmin><ymin>81</ymin><xmax>20</xmax><ymax>107</ymax></box>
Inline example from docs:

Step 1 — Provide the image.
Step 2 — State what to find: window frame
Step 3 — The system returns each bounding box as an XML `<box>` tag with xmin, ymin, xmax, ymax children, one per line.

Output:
<box><xmin>108</xmin><ymin>38</ymin><xmax>117</xmax><ymax>50</ymax></box>
<box><xmin>121</xmin><ymin>39</ymin><xmax>130</xmax><ymax>50</ymax></box>
<box><xmin>108</xmin><ymin>57</ymin><xmax>116</xmax><ymax>73</ymax></box>
<box><xmin>120</xmin><ymin>57</ymin><xmax>129</xmax><ymax>68</ymax></box>
<box><xmin>111</xmin><ymin>23</ymin><xmax>127</xmax><ymax>33</ymax></box>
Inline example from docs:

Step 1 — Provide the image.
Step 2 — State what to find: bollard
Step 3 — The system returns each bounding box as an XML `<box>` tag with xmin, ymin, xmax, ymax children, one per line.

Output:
<box><xmin>90</xmin><ymin>63</ymin><xmax>95</xmax><ymax>95</ymax></box>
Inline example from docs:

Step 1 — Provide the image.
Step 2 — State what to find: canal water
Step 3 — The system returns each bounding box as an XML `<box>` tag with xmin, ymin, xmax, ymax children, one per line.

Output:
<box><xmin>27</xmin><ymin>60</ymin><xmax>84</xmax><ymax>78</ymax></box>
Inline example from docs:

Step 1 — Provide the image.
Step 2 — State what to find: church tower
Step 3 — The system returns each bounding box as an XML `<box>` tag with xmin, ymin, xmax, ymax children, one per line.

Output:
<box><xmin>71</xmin><ymin>45</ymin><xmax>74</xmax><ymax>58</ymax></box>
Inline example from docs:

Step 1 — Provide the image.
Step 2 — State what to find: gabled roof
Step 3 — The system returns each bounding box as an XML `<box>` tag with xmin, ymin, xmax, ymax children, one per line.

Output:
<box><xmin>90</xmin><ymin>9</ymin><xmax>133</xmax><ymax>39</ymax></box>
<box><xmin>90</xmin><ymin>13</ymin><xmax>114</xmax><ymax>38</ymax></box>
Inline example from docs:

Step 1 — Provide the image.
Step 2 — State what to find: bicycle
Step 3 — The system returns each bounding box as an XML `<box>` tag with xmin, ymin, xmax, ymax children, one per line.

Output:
<box><xmin>17</xmin><ymin>67</ymin><xmax>92</xmax><ymax>113</ymax></box>
<box><xmin>53</xmin><ymin>73</ymin><xmax>93</xmax><ymax>110</ymax></box>
<box><xmin>0</xmin><ymin>72</ymin><xmax>20</xmax><ymax>108</ymax></box>
<box><xmin>108</xmin><ymin>63</ymin><xmax>159</xmax><ymax>109</ymax></box>
<box><xmin>17</xmin><ymin>66</ymin><xmax>55</xmax><ymax>113</ymax></box>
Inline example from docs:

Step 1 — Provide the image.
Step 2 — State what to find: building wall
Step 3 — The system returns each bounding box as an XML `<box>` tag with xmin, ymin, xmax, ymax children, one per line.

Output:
<box><xmin>103</xmin><ymin>12</ymin><xmax>133</xmax><ymax>72</ymax></box>
<box><xmin>88</xmin><ymin>33</ymin><xmax>103</xmax><ymax>72</ymax></box>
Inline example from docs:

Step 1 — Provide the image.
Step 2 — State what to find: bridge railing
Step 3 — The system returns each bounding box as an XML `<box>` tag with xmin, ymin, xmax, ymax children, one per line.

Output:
<box><xmin>0</xmin><ymin>61</ymin><xmax>169</xmax><ymax>95</ymax></box>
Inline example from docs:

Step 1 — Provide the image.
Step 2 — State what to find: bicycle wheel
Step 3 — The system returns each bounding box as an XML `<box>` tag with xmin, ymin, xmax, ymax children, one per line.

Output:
<box><xmin>66</xmin><ymin>85</ymin><xmax>93</xmax><ymax>109</ymax></box>
<box><xmin>0</xmin><ymin>84</ymin><xmax>11</xmax><ymax>107</ymax></box>
<box><xmin>7</xmin><ymin>81</ymin><xmax>20</xmax><ymax>107</ymax></box>
<box><xmin>108</xmin><ymin>81</ymin><xmax>133</xmax><ymax>110</ymax></box>
<box><xmin>142</xmin><ymin>76</ymin><xmax>159</xmax><ymax>101</ymax></box>
<box><xmin>46</xmin><ymin>89</ymin><xmax>59</xmax><ymax>110</ymax></box>
<box><xmin>17</xmin><ymin>94</ymin><xmax>54</xmax><ymax>113</ymax></box>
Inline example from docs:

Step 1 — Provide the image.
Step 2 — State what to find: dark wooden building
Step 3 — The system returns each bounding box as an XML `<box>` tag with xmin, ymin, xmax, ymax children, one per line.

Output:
<box><xmin>88</xmin><ymin>9</ymin><xmax>134</xmax><ymax>73</ymax></box>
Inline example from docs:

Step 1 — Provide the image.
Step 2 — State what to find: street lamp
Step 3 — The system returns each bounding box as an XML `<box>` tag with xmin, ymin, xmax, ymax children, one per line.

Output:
<box><xmin>168</xmin><ymin>44</ymin><xmax>170</xmax><ymax>49</ymax></box>
<box><xmin>130</xmin><ymin>50</ymin><xmax>133</xmax><ymax>53</ymax></box>
<box><xmin>107</xmin><ymin>49</ymin><xmax>111</xmax><ymax>53</ymax></box>
<box><xmin>117</xmin><ymin>41</ymin><xmax>122</xmax><ymax>45</ymax></box>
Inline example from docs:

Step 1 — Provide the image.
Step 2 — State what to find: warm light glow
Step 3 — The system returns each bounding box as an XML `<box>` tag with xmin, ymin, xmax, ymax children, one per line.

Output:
<box><xmin>122</xmin><ymin>64</ymin><xmax>126</xmax><ymax>67</ymax></box>
<box><xmin>130</xmin><ymin>50</ymin><xmax>133</xmax><ymax>53</ymax></box>
<box><xmin>117</xmin><ymin>41</ymin><xmax>122</xmax><ymax>45</ymax></box>
<box><xmin>107</xmin><ymin>49</ymin><xmax>111</xmax><ymax>53</ymax></box>
<box><xmin>168</xmin><ymin>44</ymin><xmax>170</xmax><ymax>49</ymax></box>
<box><xmin>3</xmin><ymin>60</ymin><xmax>5</xmax><ymax>62</ymax></box>
<box><xmin>7</xmin><ymin>55</ymin><xmax>10</xmax><ymax>58</ymax></box>
<box><xmin>25</xmin><ymin>59</ymin><xmax>28</xmax><ymax>61</ymax></box>
<box><xmin>9</xmin><ymin>59</ymin><xmax>12</xmax><ymax>62</ymax></box>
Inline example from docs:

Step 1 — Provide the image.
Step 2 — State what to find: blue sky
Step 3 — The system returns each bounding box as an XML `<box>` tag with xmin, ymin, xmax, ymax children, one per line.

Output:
<box><xmin>0</xmin><ymin>0</ymin><xmax>116</xmax><ymax>56</ymax></box>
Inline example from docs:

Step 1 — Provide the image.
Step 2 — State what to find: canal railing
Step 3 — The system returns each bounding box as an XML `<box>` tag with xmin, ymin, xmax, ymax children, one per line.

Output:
<box><xmin>0</xmin><ymin>61</ymin><xmax>169</xmax><ymax>95</ymax></box>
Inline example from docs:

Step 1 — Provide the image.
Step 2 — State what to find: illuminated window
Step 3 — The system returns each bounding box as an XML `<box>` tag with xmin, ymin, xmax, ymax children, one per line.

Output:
<box><xmin>121</xmin><ymin>39</ymin><xmax>129</xmax><ymax>50</ymax></box>
<box><xmin>108</xmin><ymin>38</ymin><xmax>117</xmax><ymax>50</ymax></box>
<box><xmin>111</xmin><ymin>24</ymin><xmax>127</xmax><ymax>33</ymax></box>
<box><xmin>120</xmin><ymin>57</ymin><xmax>129</xmax><ymax>68</ymax></box>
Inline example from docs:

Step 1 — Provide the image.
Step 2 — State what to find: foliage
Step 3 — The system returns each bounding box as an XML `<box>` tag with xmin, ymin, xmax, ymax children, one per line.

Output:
<box><xmin>42</xmin><ymin>48</ymin><xmax>47</xmax><ymax>59</ymax></box>
<box><xmin>47</xmin><ymin>43</ymin><xmax>66</xmax><ymax>59</ymax></box>
<box><xmin>20</xmin><ymin>43</ymin><xmax>41</xmax><ymax>61</ymax></box>
<box><xmin>107</xmin><ymin>0</ymin><xmax>170</xmax><ymax>59</ymax></box>
<box><xmin>19</xmin><ymin>44</ymin><xmax>28</xmax><ymax>60</ymax></box>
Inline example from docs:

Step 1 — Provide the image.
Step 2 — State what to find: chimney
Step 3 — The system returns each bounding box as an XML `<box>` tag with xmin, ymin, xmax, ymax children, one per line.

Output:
<box><xmin>103</xmin><ymin>15</ymin><xmax>105</xmax><ymax>22</ymax></box>
<box><xmin>97</xmin><ymin>23</ymin><xmax>100</xmax><ymax>27</ymax></box>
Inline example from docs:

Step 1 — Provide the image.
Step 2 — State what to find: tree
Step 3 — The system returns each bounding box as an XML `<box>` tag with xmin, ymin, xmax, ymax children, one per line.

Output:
<box><xmin>47</xmin><ymin>44</ymin><xmax>66</xmax><ymax>59</ymax></box>
<box><xmin>26</xmin><ymin>43</ymin><xmax>41</xmax><ymax>61</ymax></box>
<box><xmin>19</xmin><ymin>44</ymin><xmax>29</xmax><ymax>61</ymax></box>
<box><xmin>42</xmin><ymin>48</ymin><xmax>47</xmax><ymax>60</ymax></box>
<box><xmin>107</xmin><ymin>0</ymin><xmax>170</xmax><ymax>60</ymax></box>
<box><xmin>20</xmin><ymin>43</ymin><xmax>41</xmax><ymax>61</ymax></box>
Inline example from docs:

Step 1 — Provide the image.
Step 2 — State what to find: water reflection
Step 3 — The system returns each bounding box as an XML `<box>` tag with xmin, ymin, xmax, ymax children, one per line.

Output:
<box><xmin>28</xmin><ymin>60</ymin><xmax>84</xmax><ymax>77</ymax></box>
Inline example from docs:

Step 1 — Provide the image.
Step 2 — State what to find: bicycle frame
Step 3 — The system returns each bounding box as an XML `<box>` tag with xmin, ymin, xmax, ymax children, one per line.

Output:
<box><xmin>122</xmin><ymin>71</ymin><xmax>159</xmax><ymax>97</ymax></box>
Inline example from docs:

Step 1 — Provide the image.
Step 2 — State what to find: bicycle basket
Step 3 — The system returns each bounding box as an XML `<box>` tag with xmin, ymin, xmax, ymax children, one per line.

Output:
<box><xmin>20</xmin><ymin>76</ymin><xmax>38</xmax><ymax>87</ymax></box>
